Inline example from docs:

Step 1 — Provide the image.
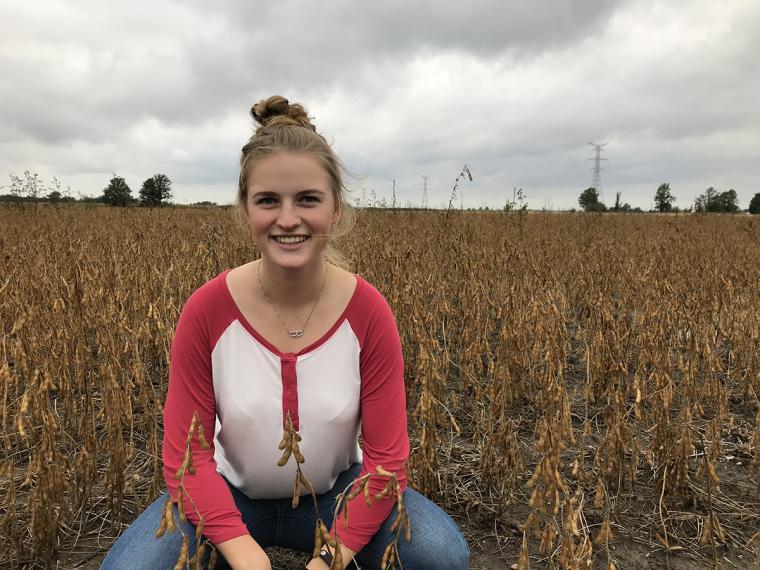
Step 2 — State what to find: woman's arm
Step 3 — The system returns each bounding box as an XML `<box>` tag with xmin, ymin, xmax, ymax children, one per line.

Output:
<box><xmin>328</xmin><ymin>283</ymin><xmax>410</xmax><ymax>554</ymax></box>
<box><xmin>216</xmin><ymin>535</ymin><xmax>272</xmax><ymax>570</ymax></box>
<box><xmin>162</xmin><ymin>284</ymin><xmax>251</xmax><ymax>544</ymax></box>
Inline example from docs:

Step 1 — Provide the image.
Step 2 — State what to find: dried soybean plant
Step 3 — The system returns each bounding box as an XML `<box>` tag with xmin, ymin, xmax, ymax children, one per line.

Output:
<box><xmin>522</xmin><ymin>291</ymin><xmax>575</xmax><ymax>562</ymax></box>
<box><xmin>2</xmin><ymin>206</ymin><xmax>760</xmax><ymax>569</ymax></box>
<box><xmin>277</xmin><ymin>411</ymin><xmax>411</xmax><ymax>570</ymax></box>
<box><xmin>334</xmin><ymin>466</ymin><xmax>411</xmax><ymax>570</ymax></box>
<box><xmin>0</xmin><ymin>206</ymin><xmax>248</xmax><ymax>567</ymax></box>
<box><xmin>445</xmin><ymin>164</ymin><xmax>473</xmax><ymax>214</ymax></box>
<box><xmin>156</xmin><ymin>410</ymin><xmax>219</xmax><ymax>570</ymax></box>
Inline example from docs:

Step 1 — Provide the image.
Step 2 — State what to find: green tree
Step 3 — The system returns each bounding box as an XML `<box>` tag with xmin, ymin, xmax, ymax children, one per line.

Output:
<box><xmin>586</xmin><ymin>201</ymin><xmax>608</xmax><ymax>212</ymax></box>
<box><xmin>578</xmin><ymin>187</ymin><xmax>605</xmax><ymax>212</ymax></box>
<box><xmin>139</xmin><ymin>173</ymin><xmax>173</xmax><ymax>207</ymax></box>
<box><xmin>613</xmin><ymin>191</ymin><xmax>622</xmax><ymax>211</ymax></box>
<box><xmin>654</xmin><ymin>183</ymin><xmax>675</xmax><ymax>212</ymax></box>
<box><xmin>695</xmin><ymin>187</ymin><xmax>740</xmax><ymax>213</ymax></box>
<box><xmin>694</xmin><ymin>187</ymin><xmax>718</xmax><ymax>212</ymax></box>
<box><xmin>102</xmin><ymin>175</ymin><xmax>133</xmax><ymax>207</ymax></box>
<box><xmin>715</xmin><ymin>189</ymin><xmax>739</xmax><ymax>213</ymax></box>
<box><xmin>47</xmin><ymin>176</ymin><xmax>62</xmax><ymax>204</ymax></box>
<box><xmin>749</xmin><ymin>192</ymin><xmax>760</xmax><ymax>214</ymax></box>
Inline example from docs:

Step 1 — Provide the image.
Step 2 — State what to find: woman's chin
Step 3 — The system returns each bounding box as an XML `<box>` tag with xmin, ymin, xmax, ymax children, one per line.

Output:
<box><xmin>260</xmin><ymin>249</ymin><xmax>323</xmax><ymax>271</ymax></box>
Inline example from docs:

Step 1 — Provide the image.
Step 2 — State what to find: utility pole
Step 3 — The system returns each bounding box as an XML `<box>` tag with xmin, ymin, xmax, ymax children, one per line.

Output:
<box><xmin>587</xmin><ymin>142</ymin><xmax>608</xmax><ymax>199</ymax></box>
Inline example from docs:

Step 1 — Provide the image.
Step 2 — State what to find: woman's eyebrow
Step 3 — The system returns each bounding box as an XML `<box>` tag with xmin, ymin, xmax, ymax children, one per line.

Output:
<box><xmin>251</xmin><ymin>189</ymin><xmax>325</xmax><ymax>197</ymax></box>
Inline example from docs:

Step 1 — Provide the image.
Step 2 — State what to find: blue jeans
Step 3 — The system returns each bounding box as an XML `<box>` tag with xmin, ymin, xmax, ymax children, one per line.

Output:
<box><xmin>102</xmin><ymin>463</ymin><xmax>469</xmax><ymax>569</ymax></box>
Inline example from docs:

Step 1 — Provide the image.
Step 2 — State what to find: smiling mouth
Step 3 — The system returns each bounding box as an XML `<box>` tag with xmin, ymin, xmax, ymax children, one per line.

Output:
<box><xmin>271</xmin><ymin>235</ymin><xmax>309</xmax><ymax>244</ymax></box>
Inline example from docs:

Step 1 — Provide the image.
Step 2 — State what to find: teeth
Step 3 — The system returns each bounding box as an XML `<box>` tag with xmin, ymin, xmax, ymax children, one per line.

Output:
<box><xmin>273</xmin><ymin>236</ymin><xmax>308</xmax><ymax>244</ymax></box>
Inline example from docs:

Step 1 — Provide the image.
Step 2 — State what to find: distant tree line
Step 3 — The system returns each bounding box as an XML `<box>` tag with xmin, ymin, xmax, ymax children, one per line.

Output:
<box><xmin>0</xmin><ymin>172</ymin><xmax>185</xmax><ymax>207</ymax></box>
<box><xmin>3</xmin><ymin>170</ymin><xmax>759</xmax><ymax>213</ymax></box>
<box><xmin>578</xmin><ymin>183</ymin><xmax>759</xmax><ymax>214</ymax></box>
<box><xmin>99</xmin><ymin>173</ymin><xmax>174</xmax><ymax>207</ymax></box>
<box><xmin>693</xmin><ymin>187</ymin><xmax>741</xmax><ymax>213</ymax></box>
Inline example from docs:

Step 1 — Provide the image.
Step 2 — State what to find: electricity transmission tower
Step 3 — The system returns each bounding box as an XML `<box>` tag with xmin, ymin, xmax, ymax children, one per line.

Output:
<box><xmin>587</xmin><ymin>142</ymin><xmax>608</xmax><ymax>198</ymax></box>
<box><xmin>420</xmin><ymin>175</ymin><xmax>429</xmax><ymax>209</ymax></box>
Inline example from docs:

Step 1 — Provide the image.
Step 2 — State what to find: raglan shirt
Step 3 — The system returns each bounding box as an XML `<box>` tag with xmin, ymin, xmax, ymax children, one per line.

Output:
<box><xmin>162</xmin><ymin>270</ymin><xmax>409</xmax><ymax>553</ymax></box>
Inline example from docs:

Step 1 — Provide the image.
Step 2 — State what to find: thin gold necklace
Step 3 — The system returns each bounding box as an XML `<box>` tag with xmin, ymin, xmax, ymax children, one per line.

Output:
<box><xmin>257</xmin><ymin>260</ymin><xmax>328</xmax><ymax>338</ymax></box>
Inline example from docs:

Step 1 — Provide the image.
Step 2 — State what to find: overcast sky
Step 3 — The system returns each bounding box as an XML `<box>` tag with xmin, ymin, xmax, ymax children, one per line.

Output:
<box><xmin>1</xmin><ymin>0</ymin><xmax>758</xmax><ymax>210</ymax></box>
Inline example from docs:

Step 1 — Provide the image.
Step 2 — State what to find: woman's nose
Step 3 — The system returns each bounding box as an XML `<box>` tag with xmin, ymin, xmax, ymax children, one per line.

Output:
<box><xmin>277</xmin><ymin>203</ymin><xmax>301</xmax><ymax>229</ymax></box>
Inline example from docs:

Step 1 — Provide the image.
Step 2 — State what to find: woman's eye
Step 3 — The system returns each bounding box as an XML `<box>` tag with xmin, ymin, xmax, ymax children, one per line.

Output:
<box><xmin>301</xmin><ymin>195</ymin><xmax>320</xmax><ymax>203</ymax></box>
<box><xmin>255</xmin><ymin>197</ymin><xmax>277</xmax><ymax>205</ymax></box>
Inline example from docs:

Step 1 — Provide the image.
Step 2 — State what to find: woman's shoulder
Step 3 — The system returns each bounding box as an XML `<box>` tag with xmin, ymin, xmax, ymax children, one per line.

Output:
<box><xmin>344</xmin><ymin>272</ymin><xmax>395</xmax><ymax>318</ymax></box>
<box><xmin>343</xmin><ymin>273</ymin><xmax>401</xmax><ymax>350</ymax></box>
<box><xmin>225</xmin><ymin>261</ymin><xmax>255</xmax><ymax>291</ymax></box>
<box><xmin>181</xmin><ymin>269</ymin><xmax>233</xmax><ymax>316</ymax></box>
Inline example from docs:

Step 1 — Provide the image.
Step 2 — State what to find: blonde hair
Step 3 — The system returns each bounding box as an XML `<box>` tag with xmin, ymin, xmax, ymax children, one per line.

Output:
<box><xmin>237</xmin><ymin>95</ymin><xmax>354</xmax><ymax>268</ymax></box>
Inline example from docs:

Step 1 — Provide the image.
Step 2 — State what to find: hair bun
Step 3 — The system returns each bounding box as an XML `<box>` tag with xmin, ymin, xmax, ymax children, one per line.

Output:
<box><xmin>251</xmin><ymin>95</ymin><xmax>315</xmax><ymax>131</ymax></box>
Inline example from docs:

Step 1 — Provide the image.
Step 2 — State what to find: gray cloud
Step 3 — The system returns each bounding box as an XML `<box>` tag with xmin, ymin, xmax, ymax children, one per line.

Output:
<box><xmin>0</xmin><ymin>0</ymin><xmax>622</xmax><ymax>141</ymax></box>
<box><xmin>1</xmin><ymin>0</ymin><xmax>758</xmax><ymax>209</ymax></box>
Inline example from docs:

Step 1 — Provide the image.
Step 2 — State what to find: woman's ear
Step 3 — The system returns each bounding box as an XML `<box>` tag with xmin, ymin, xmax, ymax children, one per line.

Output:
<box><xmin>332</xmin><ymin>204</ymin><xmax>341</xmax><ymax>226</ymax></box>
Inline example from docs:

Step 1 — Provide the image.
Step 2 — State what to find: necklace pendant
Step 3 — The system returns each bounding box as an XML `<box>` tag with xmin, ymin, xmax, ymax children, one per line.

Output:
<box><xmin>288</xmin><ymin>330</ymin><xmax>304</xmax><ymax>338</ymax></box>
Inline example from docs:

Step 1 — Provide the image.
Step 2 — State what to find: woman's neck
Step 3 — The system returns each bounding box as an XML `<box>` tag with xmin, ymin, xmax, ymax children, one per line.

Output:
<box><xmin>257</xmin><ymin>258</ymin><xmax>328</xmax><ymax>308</ymax></box>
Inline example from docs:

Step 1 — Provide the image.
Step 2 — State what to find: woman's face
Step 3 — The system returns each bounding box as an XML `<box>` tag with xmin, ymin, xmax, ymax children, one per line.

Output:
<box><xmin>246</xmin><ymin>151</ymin><xmax>339</xmax><ymax>271</ymax></box>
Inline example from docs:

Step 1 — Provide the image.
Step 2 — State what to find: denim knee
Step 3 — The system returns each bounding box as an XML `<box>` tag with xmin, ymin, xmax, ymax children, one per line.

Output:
<box><xmin>101</xmin><ymin>494</ymin><xmax>202</xmax><ymax>570</ymax></box>
<box><xmin>447</xmin><ymin>530</ymin><xmax>470</xmax><ymax>569</ymax></box>
<box><xmin>416</xmin><ymin>525</ymin><xmax>470</xmax><ymax>569</ymax></box>
<box><xmin>388</xmin><ymin>488</ymin><xmax>470</xmax><ymax>570</ymax></box>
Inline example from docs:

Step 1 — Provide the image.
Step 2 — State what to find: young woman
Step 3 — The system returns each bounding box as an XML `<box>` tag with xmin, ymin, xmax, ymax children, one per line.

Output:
<box><xmin>102</xmin><ymin>96</ymin><xmax>469</xmax><ymax>570</ymax></box>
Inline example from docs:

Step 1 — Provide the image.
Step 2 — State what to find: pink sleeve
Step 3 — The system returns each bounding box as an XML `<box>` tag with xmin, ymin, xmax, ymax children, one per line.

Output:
<box><xmin>332</xmin><ymin>283</ymin><xmax>410</xmax><ymax>552</ymax></box>
<box><xmin>162</xmin><ymin>284</ymin><xmax>249</xmax><ymax>545</ymax></box>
